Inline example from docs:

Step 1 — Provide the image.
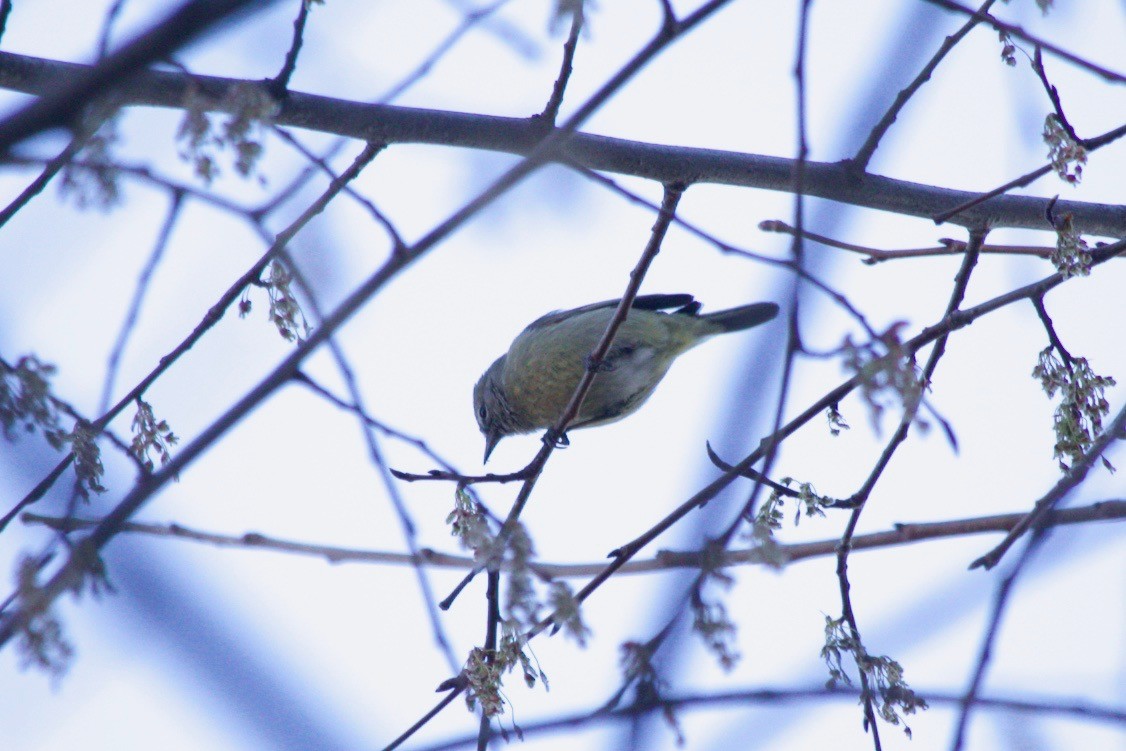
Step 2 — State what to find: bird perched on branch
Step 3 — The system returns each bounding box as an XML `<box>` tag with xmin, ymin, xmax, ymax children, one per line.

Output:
<box><xmin>473</xmin><ymin>294</ymin><xmax>779</xmax><ymax>462</ymax></box>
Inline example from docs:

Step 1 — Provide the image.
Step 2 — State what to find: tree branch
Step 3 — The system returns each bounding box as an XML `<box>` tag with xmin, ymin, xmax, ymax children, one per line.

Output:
<box><xmin>0</xmin><ymin>50</ymin><xmax>1122</xmax><ymax>235</ymax></box>
<box><xmin>423</xmin><ymin>685</ymin><xmax>1126</xmax><ymax>751</ymax></box>
<box><xmin>25</xmin><ymin>500</ymin><xmax>1122</xmax><ymax>576</ymax></box>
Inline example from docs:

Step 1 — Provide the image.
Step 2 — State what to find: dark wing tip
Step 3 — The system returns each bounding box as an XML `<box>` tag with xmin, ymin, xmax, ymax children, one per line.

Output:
<box><xmin>631</xmin><ymin>293</ymin><xmax>696</xmax><ymax>311</ymax></box>
<box><xmin>525</xmin><ymin>294</ymin><xmax>697</xmax><ymax>330</ymax></box>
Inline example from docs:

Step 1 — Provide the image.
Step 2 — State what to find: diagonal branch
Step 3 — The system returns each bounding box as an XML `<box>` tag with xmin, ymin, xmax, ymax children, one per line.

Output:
<box><xmin>853</xmin><ymin>0</ymin><xmax>997</xmax><ymax>171</ymax></box>
<box><xmin>969</xmin><ymin>402</ymin><xmax>1126</xmax><ymax>571</ymax></box>
<box><xmin>921</xmin><ymin>0</ymin><xmax>1126</xmax><ymax>82</ymax></box>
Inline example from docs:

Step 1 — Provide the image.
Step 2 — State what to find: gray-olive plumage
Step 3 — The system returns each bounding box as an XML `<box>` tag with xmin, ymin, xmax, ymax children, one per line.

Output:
<box><xmin>473</xmin><ymin>294</ymin><xmax>779</xmax><ymax>462</ymax></box>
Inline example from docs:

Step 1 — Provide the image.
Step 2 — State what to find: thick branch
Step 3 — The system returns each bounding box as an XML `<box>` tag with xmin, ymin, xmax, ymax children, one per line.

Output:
<box><xmin>0</xmin><ymin>50</ymin><xmax>1122</xmax><ymax>236</ymax></box>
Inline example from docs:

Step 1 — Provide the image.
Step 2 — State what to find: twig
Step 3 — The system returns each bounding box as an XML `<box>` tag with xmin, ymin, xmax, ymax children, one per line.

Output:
<box><xmin>953</xmin><ymin>406</ymin><xmax>1126</xmax><ymax>751</ymax></box>
<box><xmin>0</xmin><ymin>135</ymin><xmax>87</xmax><ymax>229</ymax></box>
<box><xmin>1031</xmin><ymin>296</ymin><xmax>1073</xmax><ymax>368</ymax></box>
<box><xmin>853</xmin><ymin>0</ymin><xmax>996</xmax><ymax>171</ymax></box>
<box><xmin>832</xmin><ymin>231</ymin><xmax>985</xmax><ymax>742</ymax></box>
<box><xmin>933</xmin><ymin>121</ymin><xmax>1125</xmax><ymax>225</ymax></box>
<box><xmin>382</xmin><ymin>683</ymin><xmax>464</xmax><ymax>751</ymax></box>
<box><xmin>704</xmin><ymin>443</ymin><xmax>805</xmax><ymax>499</ymax></box>
<box><xmin>390</xmin><ymin>467</ymin><xmax>530</xmax><ymax>485</ymax></box>
<box><xmin>969</xmin><ymin>402</ymin><xmax>1126</xmax><ymax>571</ymax></box>
<box><xmin>760</xmin><ymin>219</ymin><xmax>1085</xmax><ymax>264</ymax></box>
<box><xmin>413</xmin><ymin>684</ymin><xmax>1126</xmax><ymax>751</ymax></box>
<box><xmin>574</xmin><ymin>167</ymin><xmax>878</xmax><ymax>338</ymax></box>
<box><xmin>475</xmin><ymin>570</ymin><xmax>501</xmax><ymax>750</ymax></box>
<box><xmin>272</xmin><ymin>127</ymin><xmax>405</xmax><ymax>249</ymax></box>
<box><xmin>294</xmin><ymin>372</ymin><xmax>478</xmax><ymax>484</ymax></box>
<box><xmin>920</xmin><ymin>0</ymin><xmax>1126</xmax><ymax>83</ymax></box>
<box><xmin>1031</xmin><ymin>47</ymin><xmax>1084</xmax><ymax>146</ymax></box>
<box><xmin>380</xmin><ymin>0</ymin><xmax>515</xmax><ymax>105</ymax></box>
<box><xmin>267</xmin><ymin>0</ymin><xmax>312</xmax><ymax>97</ymax></box>
<box><xmin>932</xmin><ymin>163</ymin><xmax>1053</xmax><ymax>225</ymax></box>
<box><xmin>98</xmin><ymin>191</ymin><xmax>185</xmax><ymax>415</ymax></box>
<box><xmin>538</xmin><ymin>2</ymin><xmax>583</xmax><ymax>127</ymax></box>
<box><xmin>96</xmin><ymin>0</ymin><xmax>127</xmax><ymax>58</ymax></box>
<box><xmin>0</xmin><ymin>0</ymin><xmax>12</xmax><ymax>46</ymax></box>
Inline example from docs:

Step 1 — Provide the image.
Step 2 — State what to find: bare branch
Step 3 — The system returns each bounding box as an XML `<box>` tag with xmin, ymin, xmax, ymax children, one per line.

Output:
<box><xmin>22</xmin><ymin>500</ymin><xmax>1124</xmax><ymax>575</ymax></box>
<box><xmin>921</xmin><ymin>0</ymin><xmax>1126</xmax><ymax>82</ymax></box>
<box><xmin>417</xmin><ymin>685</ymin><xmax>1126</xmax><ymax>751</ymax></box>
<box><xmin>0</xmin><ymin>51</ymin><xmax>1122</xmax><ymax>235</ymax></box>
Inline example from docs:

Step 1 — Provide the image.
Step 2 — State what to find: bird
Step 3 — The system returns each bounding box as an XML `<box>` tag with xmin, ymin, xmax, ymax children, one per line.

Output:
<box><xmin>473</xmin><ymin>293</ymin><xmax>779</xmax><ymax>462</ymax></box>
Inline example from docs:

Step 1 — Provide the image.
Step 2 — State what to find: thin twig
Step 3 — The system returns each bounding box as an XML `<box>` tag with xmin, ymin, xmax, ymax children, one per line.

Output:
<box><xmin>573</xmin><ymin>167</ymin><xmax>878</xmax><ymax>338</ymax></box>
<box><xmin>96</xmin><ymin>0</ymin><xmax>128</xmax><ymax>58</ymax></box>
<box><xmin>0</xmin><ymin>0</ymin><xmax>12</xmax><ymax>46</ymax></box>
<box><xmin>932</xmin><ymin>119</ymin><xmax>1125</xmax><ymax>225</ymax></box>
<box><xmin>382</xmin><ymin>0</ymin><xmax>517</xmax><ymax>104</ymax></box>
<box><xmin>382</xmin><ymin>684</ymin><xmax>465</xmax><ymax>751</ymax></box>
<box><xmin>1031</xmin><ymin>296</ymin><xmax>1074</xmax><ymax>368</ymax></box>
<box><xmin>539</xmin><ymin>3</ymin><xmax>584</xmax><ymax>127</ymax></box>
<box><xmin>475</xmin><ymin>570</ymin><xmax>502</xmax><ymax>750</ymax></box>
<box><xmin>832</xmin><ymin>230</ymin><xmax>985</xmax><ymax>742</ymax></box>
<box><xmin>268</xmin><ymin>0</ymin><xmax>312</xmax><ymax>97</ymax></box>
<box><xmin>760</xmin><ymin>219</ymin><xmax>1084</xmax><ymax>264</ymax></box>
<box><xmin>0</xmin><ymin>136</ymin><xmax>87</xmax><ymax>229</ymax></box>
<box><xmin>1031</xmin><ymin>47</ymin><xmax>1084</xmax><ymax>146</ymax></box>
<box><xmin>98</xmin><ymin>191</ymin><xmax>185</xmax><ymax>415</ymax></box>
<box><xmin>952</xmin><ymin>406</ymin><xmax>1126</xmax><ymax>751</ymax></box>
<box><xmin>853</xmin><ymin>0</ymin><xmax>996</xmax><ymax>171</ymax></box>
<box><xmin>921</xmin><ymin>0</ymin><xmax>1126</xmax><ymax>82</ymax></box>
<box><xmin>274</xmin><ymin>250</ymin><xmax>461</xmax><ymax>675</ymax></box>
<box><xmin>933</xmin><ymin>164</ymin><xmax>1053</xmax><ymax>225</ymax></box>
<box><xmin>969</xmin><ymin>402</ymin><xmax>1126</xmax><ymax>571</ymax></box>
<box><xmin>272</xmin><ymin>126</ymin><xmax>405</xmax><ymax>248</ymax></box>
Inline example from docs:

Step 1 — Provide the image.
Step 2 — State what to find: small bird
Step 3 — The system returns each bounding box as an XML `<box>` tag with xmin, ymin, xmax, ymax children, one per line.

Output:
<box><xmin>473</xmin><ymin>294</ymin><xmax>779</xmax><ymax>462</ymax></box>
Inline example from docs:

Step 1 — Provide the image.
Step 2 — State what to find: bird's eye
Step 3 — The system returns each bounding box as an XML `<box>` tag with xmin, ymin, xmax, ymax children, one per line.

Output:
<box><xmin>477</xmin><ymin>404</ymin><xmax>489</xmax><ymax>423</ymax></box>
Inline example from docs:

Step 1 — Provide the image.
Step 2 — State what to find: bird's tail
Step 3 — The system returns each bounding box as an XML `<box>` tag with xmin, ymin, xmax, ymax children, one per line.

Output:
<box><xmin>699</xmin><ymin>302</ymin><xmax>780</xmax><ymax>333</ymax></box>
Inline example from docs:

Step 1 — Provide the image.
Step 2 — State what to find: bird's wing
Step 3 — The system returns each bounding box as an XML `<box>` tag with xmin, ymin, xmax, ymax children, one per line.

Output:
<box><xmin>524</xmin><ymin>294</ymin><xmax>696</xmax><ymax>331</ymax></box>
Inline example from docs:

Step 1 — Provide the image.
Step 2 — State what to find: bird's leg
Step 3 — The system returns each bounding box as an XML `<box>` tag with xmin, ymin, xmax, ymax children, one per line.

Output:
<box><xmin>542</xmin><ymin>427</ymin><xmax>570</xmax><ymax>449</ymax></box>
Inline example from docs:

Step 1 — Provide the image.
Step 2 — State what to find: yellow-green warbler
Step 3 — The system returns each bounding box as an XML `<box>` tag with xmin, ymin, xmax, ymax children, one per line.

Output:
<box><xmin>473</xmin><ymin>294</ymin><xmax>779</xmax><ymax>462</ymax></box>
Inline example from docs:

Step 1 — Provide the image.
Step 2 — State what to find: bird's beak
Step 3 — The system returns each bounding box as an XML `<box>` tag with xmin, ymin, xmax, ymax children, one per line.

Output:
<box><xmin>483</xmin><ymin>430</ymin><xmax>501</xmax><ymax>464</ymax></box>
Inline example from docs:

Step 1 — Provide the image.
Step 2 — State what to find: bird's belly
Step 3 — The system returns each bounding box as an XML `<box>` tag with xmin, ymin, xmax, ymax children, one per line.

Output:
<box><xmin>505</xmin><ymin>344</ymin><xmax>670</xmax><ymax>430</ymax></box>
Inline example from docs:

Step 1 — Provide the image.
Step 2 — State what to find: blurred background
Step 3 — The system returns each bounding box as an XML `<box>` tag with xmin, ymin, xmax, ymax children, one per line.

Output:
<box><xmin>0</xmin><ymin>1</ymin><xmax>1122</xmax><ymax>749</ymax></box>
